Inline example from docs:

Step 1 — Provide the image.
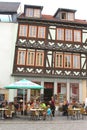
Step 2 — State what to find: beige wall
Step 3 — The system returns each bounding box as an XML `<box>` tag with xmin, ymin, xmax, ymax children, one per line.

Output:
<box><xmin>82</xmin><ymin>80</ymin><xmax>87</xmax><ymax>102</ymax></box>
<box><xmin>0</xmin><ymin>89</ymin><xmax>8</xmax><ymax>101</ymax></box>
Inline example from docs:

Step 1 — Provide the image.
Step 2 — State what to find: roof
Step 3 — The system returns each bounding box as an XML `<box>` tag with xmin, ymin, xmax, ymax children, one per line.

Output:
<box><xmin>24</xmin><ymin>4</ymin><xmax>43</xmax><ymax>10</ymax></box>
<box><xmin>18</xmin><ymin>13</ymin><xmax>87</xmax><ymax>26</ymax></box>
<box><xmin>0</xmin><ymin>2</ymin><xmax>20</xmax><ymax>14</ymax></box>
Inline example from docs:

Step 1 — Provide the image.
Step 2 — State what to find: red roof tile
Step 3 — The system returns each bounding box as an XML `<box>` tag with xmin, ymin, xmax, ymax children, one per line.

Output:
<box><xmin>18</xmin><ymin>13</ymin><xmax>87</xmax><ymax>25</ymax></box>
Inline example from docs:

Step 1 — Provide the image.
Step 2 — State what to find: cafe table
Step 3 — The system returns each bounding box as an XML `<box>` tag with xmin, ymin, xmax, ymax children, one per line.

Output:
<box><xmin>29</xmin><ymin>108</ymin><xmax>44</xmax><ymax>120</ymax></box>
<box><xmin>68</xmin><ymin>108</ymin><xmax>81</xmax><ymax>120</ymax></box>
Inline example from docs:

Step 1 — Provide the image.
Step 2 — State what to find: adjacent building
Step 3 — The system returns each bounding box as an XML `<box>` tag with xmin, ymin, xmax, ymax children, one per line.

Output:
<box><xmin>1</xmin><ymin>2</ymin><xmax>87</xmax><ymax>104</ymax></box>
<box><xmin>0</xmin><ymin>2</ymin><xmax>21</xmax><ymax>101</ymax></box>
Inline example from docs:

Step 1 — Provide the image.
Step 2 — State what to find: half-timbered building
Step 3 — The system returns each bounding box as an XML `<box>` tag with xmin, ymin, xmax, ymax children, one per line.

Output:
<box><xmin>1</xmin><ymin>3</ymin><xmax>87</xmax><ymax>103</ymax></box>
<box><xmin>11</xmin><ymin>4</ymin><xmax>87</xmax><ymax>103</ymax></box>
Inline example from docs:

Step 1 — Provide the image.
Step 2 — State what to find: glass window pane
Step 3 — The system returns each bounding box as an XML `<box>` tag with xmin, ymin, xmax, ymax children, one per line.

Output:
<box><xmin>65</xmin><ymin>29</ymin><xmax>72</xmax><ymax>41</ymax></box>
<box><xmin>17</xmin><ymin>49</ymin><xmax>26</xmax><ymax>65</ymax></box>
<box><xmin>55</xmin><ymin>53</ymin><xmax>63</xmax><ymax>67</ymax></box>
<box><xmin>36</xmin><ymin>51</ymin><xmax>44</xmax><ymax>66</ymax></box>
<box><xmin>26</xmin><ymin>50</ymin><xmax>35</xmax><ymax>65</ymax></box>
<box><xmin>34</xmin><ymin>9</ymin><xmax>40</xmax><ymax>17</ymax></box>
<box><xmin>57</xmin><ymin>28</ymin><xmax>64</xmax><ymax>40</ymax></box>
<box><xmin>73</xmin><ymin>54</ymin><xmax>80</xmax><ymax>69</ymax></box>
<box><xmin>26</xmin><ymin>8</ymin><xmax>33</xmax><ymax>17</ymax></box>
<box><xmin>19</xmin><ymin>25</ymin><xmax>28</xmax><ymax>37</ymax></box>
<box><xmin>29</xmin><ymin>26</ymin><xmax>37</xmax><ymax>37</ymax></box>
<box><xmin>64</xmin><ymin>54</ymin><xmax>71</xmax><ymax>68</ymax></box>
<box><xmin>74</xmin><ymin>30</ymin><xmax>81</xmax><ymax>42</ymax></box>
<box><xmin>38</xmin><ymin>27</ymin><xmax>46</xmax><ymax>38</ymax></box>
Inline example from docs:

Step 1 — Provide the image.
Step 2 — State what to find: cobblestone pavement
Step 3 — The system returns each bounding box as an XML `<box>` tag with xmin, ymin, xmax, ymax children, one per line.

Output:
<box><xmin>0</xmin><ymin>114</ymin><xmax>87</xmax><ymax>130</ymax></box>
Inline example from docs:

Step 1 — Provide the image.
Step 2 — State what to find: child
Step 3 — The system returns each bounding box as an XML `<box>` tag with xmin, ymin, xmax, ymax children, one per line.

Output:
<box><xmin>47</xmin><ymin>105</ymin><xmax>52</xmax><ymax>116</ymax></box>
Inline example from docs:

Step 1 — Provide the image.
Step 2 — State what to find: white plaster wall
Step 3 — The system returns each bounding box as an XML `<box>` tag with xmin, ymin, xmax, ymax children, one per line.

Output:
<box><xmin>0</xmin><ymin>22</ymin><xmax>18</xmax><ymax>88</ymax></box>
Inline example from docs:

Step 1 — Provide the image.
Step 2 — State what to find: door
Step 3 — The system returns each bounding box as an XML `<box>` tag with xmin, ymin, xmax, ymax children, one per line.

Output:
<box><xmin>44</xmin><ymin>82</ymin><xmax>54</xmax><ymax>103</ymax></box>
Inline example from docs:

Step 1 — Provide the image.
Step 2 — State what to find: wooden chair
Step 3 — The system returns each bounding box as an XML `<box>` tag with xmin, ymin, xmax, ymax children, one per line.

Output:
<box><xmin>80</xmin><ymin>108</ymin><xmax>87</xmax><ymax>119</ymax></box>
<box><xmin>5</xmin><ymin>109</ymin><xmax>13</xmax><ymax>118</ymax></box>
<box><xmin>67</xmin><ymin>109</ymin><xmax>75</xmax><ymax>119</ymax></box>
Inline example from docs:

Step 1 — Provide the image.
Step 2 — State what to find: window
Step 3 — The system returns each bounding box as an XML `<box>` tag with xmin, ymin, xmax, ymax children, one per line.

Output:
<box><xmin>29</xmin><ymin>26</ymin><xmax>37</xmax><ymax>37</ymax></box>
<box><xmin>56</xmin><ymin>28</ymin><xmax>81</xmax><ymax>43</ymax></box>
<box><xmin>19</xmin><ymin>25</ymin><xmax>28</xmax><ymax>37</ymax></box>
<box><xmin>17</xmin><ymin>89</ymin><xmax>27</xmax><ymax>101</ymax></box>
<box><xmin>73</xmin><ymin>54</ymin><xmax>80</xmax><ymax>69</ymax></box>
<box><xmin>0</xmin><ymin>14</ymin><xmax>12</xmax><ymax>22</ymax></box>
<box><xmin>55</xmin><ymin>53</ymin><xmax>63</xmax><ymax>67</ymax></box>
<box><xmin>0</xmin><ymin>94</ymin><xmax>5</xmax><ymax>101</ymax></box>
<box><xmin>16</xmin><ymin>49</ymin><xmax>44</xmax><ymax>66</ymax></box>
<box><xmin>61</xmin><ymin>12</ymin><xmax>66</xmax><ymax>19</ymax></box>
<box><xmin>67</xmin><ymin>13</ymin><xmax>74</xmax><ymax>21</ymax></box>
<box><xmin>19</xmin><ymin>25</ymin><xmax>46</xmax><ymax>39</ymax></box>
<box><xmin>74</xmin><ymin>30</ymin><xmax>81</xmax><ymax>42</ymax></box>
<box><xmin>25</xmin><ymin>8</ymin><xmax>41</xmax><ymax>18</ymax></box>
<box><xmin>70</xmin><ymin>83</ymin><xmax>79</xmax><ymax>100</ymax></box>
<box><xmin>57</xmin><ymin>28</ymin><xmax>64</xmax><ymax>40</ymax></box>
<box><xmin>26</xmin><ymin>50</ymin><xmax>35</xmax><ymax>66</ymax></box>
<box><xmin>17</xmin><ymin>49</ymin><xmax>26</xmax><ymax>65</ymax></box>
<box><xmin>38</xmin><ymin>26</ymin><xmax>46</xmax><ymax>38</ymax></box>
<box><xmin>34</xmin><ymin>9</ymin><xmax>41</xmax><ymax>17</ymax></box>
<box><xmin>36</xmin><ymin>51</ymin><xmax>44</xmax><ymax>66</ymax></box>
<box><xmin>64</xmin><ymin>54</ymin><xmax>71</xmax><ymax>68</ymax></box>
<box><xmin>26</xmin><ymin>8</ymin><xmax>33</xmax><ymax>17</ymax></box>
<box><xmin>65</xmin><ymin>29</ymin><xmax>72</xmax><ymax>41</ymax></box>
<box><xmin>61</xmin><ymin>12</ymin><xmax>74</xmax><ymax>21</ymax></box>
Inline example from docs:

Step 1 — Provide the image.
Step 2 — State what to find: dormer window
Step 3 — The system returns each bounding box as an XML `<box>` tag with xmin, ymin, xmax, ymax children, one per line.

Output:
<box><xmin>24</xmin><ymin>5</ymin><xmax>43</xmax><ymax>18</ymax></box>
<box><xmin>25</xmin><ymin>8</ymin><xmax>41</xmax><ymax>18</ymax></box>
<box><xmin>61</xmin><ymin>12</ymin><xmax>74</xmax><ymax>21</ymax></box>
<box><xmin>54</xmin><ymin>8</ymin><xmax>76</xmax><ymax>21</ymax></box>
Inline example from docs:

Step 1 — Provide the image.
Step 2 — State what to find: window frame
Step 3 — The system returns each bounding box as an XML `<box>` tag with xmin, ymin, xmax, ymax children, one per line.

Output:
<box><xmin>38</xmin><ymin>26</ymin><xmax>46</xmax><ymax>38</ymax></box>
<box><xmin>64</xmin><ymin>53</ymin><xmax>72</xmax><ymax>68</ymax></box>
<box><xmin>73</xmin><ymin>54</ymin><xmax>80</xmax><ymax>69</ymax></box>
<box><xmin>25</xmin><ymin>8</ymin><xmax>41</xmax><ymax>18</ymax></box>
<box><xmin>26</xmin><ymin>49</ymin><xmax>35</xmax><ymax>66</ymax></box>
<box><xmin>67</xmin><ymin>12</ymin><xmax>74</xmax><ymax>21</ymax></box>
<box><xmin>55</xmin><ymin>52</ymin><xmax>63</xmax><ymax>68</ymax></box>
<box><xmin>35</xmin><ymin>51</ymin><xmax>44</xmax><ymax>66</ymax></box>
<box><xmin>17</xmin><ymin>49</ymin><xmax>26</xmax><ymax>65</ymax></box>
<box><xmin>56</xmin><ymin>28</ymin><xmax>81</xmax><ymax>43</ymax></box>
<box><xmin>57</xmin><ymin>28</ymin><xmax>64</xmax><ymax>41</ymax></box>
<box><xmin>25</xmin><ymin>8</ymin><xmax>33</xmax><ymax>17</ymax></box>
<box><xmin>74</xmin><ymin>30</ymin><xmax>81</xmax><ymax>42</ymax></box>
<box><xmin>65</xmin><ymin>29</ymin><xmax>73</xmax><ymax>41</ymax></box>
<box><xmin>34</xmin><ymin>9</ymin><xmax>41</xmax><ymax>18</ymax></box>
<box><xmin>28</xmin><ymin>25</ymin><xmax>37</xmax><ymax>38</ymax></box>
<box><xmin>19</xmin><ymin>24</ymin><xmax>28</xmax><ymax>37</ymax></box>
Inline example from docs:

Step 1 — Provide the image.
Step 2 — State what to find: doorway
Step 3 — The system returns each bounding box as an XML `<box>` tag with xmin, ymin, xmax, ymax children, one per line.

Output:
<box><xmin>44</xmin><ymin>82</ymin><xmax>54</xmax><ymax>103</ymax></box>
<box><xmin>44</xmin><ymin>88</ymin><xmax>53</xmax><ymax>101</ymax></box>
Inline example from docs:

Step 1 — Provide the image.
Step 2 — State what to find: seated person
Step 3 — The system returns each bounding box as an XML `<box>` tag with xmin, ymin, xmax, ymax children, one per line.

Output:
<box><xmin>62</xmin><ymin>101</ymin><xmax>68</xmax><ymax>116</ymax></box>
<box><xmin>40</xmin><ymin>101</ymin><xmax>47</xmax><ymax>110</ymax></box>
